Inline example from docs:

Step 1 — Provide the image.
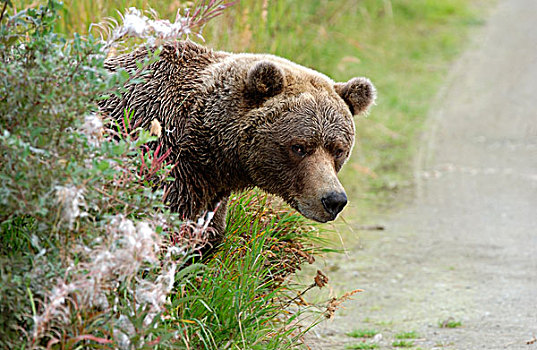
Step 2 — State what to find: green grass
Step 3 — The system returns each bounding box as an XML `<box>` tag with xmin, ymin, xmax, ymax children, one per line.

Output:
<box><xmin>346</xmin><ymin>343</ymin><xmax>379</xmax><ymax>350</ymax></box>
<box><xmin>395</xmin><ymin>331</ymin><xmax>420</xmax><ymax>339</ymax></box>
<box><xmin>439</xmin><ymin>319</ymin><xmax>463</xmax><ymax>328</ymax></box>
<box><xmin>373</xmin><ymin>319</ymin><xmax>395</xmax><ymax>327</ymax></box>
<box><xmin>170</xmin><ymin>190</ymin><xmax>340</xmax><ymax>348</ymax></box>
<box><xmin>347</xmin><ymin>329</ymin><xmax>379</xmax><ymax>338</ymax></box>
<box><xmin>158</xmin><ymin>190</ymin><xmax>332</xmax><ymax>348</ymax></box>
<box><xmin>392</xmin><ymin>340</ymin><xmax>415</xmax><ymax>347</ymax></box>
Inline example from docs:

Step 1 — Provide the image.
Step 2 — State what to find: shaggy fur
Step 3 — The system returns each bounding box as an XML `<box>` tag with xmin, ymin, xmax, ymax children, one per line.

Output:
<box><xmin>99</xmin><ymin>41</ymin><xmax>376</xmax><ymax>245</ymax></box>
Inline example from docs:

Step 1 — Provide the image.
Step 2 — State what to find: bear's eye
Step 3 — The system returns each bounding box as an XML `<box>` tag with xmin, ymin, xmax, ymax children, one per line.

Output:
<box><xmin>291</xmin><ymin>144</ymin><xmax>307</xmax><ymax>157</ymax></box>
<box><xmin>334</xmin><ymin>149</ymin><xmax>345</xmax><ymax>159</ymax></box>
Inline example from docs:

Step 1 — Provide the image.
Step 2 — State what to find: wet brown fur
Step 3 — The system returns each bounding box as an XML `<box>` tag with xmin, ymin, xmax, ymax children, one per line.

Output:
<box><xmin>99</xmin><ymin>41</ymin><xmax>375</xmax><ymax>245</ymax></box>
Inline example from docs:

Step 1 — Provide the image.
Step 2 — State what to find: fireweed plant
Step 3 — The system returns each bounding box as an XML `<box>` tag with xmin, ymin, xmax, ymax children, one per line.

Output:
<box><xmin>0</xmin><ymin>1</ymin><xmax>354</xmax><ymax>348</ymax></box>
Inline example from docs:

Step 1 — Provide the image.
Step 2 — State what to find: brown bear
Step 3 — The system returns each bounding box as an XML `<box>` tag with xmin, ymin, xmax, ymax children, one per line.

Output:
<box><xmin>99</xmin><ymin>40</ymin><xmax>375</xmax><ymax>246</ymax></box>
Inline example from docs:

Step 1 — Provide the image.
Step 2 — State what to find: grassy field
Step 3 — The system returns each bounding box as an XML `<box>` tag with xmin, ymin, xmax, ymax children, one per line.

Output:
<box><xmin>47</xmin><ymin>0</ymin><xmax>491</xmax><ymax>219</ymax></box>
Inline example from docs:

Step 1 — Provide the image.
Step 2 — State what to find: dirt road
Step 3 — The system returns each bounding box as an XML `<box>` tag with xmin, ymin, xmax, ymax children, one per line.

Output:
<box><xmin>313</xmin><ymin>0</ymin><xmax>537</xmax><ymax>349</ymax></box>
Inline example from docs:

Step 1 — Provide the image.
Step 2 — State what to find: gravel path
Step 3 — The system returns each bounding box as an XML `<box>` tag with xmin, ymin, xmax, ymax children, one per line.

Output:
<box><xmin>313</xmin><ymin>1</ymin><xmax>537</xmax><ymax>348</ymax></box>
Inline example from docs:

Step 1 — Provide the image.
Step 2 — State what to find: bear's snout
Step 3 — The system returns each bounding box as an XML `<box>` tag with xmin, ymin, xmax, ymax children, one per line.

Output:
<box><xmin>321</xmin><ymin>191</ymin><xmax>348</xmax><ymax>218</ymax></box>
<box><xmin>290</xmin><ymin>148</ymin><xmax>349</xmax><ymax>223</ymax></box>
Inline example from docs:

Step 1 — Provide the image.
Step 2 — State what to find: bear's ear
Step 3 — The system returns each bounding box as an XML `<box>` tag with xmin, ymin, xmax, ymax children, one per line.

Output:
<box><xmin>246</xmin><ymin>61</ymin><xmax>286</xmax><ymax>98</ymax></box>
<box><xmin>334</xmin><ymin>77</ymin><xmax>376</xmax><ymax>115</ymax></box>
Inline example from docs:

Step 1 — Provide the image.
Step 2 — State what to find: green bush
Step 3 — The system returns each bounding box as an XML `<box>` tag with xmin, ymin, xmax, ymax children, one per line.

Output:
<box><xmin>0</xmin><ymin>0</ymin><xmax>181</xmax><ymax>346</ymax></box>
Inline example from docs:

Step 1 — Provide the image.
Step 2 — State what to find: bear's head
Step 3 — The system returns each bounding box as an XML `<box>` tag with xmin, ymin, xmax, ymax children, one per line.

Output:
<box><xmin>240</xmin><ymin>59</ymin><xmax>376</xmax><ymax>223</ymax></box>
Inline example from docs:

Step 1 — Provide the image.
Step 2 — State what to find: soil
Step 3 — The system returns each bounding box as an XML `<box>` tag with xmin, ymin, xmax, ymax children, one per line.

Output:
<box><xmin>310</xmin><ymin>0</ymin><xmax>537</xmax><ymax>349</ymax></box>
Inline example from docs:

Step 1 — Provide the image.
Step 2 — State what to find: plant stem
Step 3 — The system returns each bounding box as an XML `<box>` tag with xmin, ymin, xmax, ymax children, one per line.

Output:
<box><xmin>0</xmin><ymin>1</ymin><xmax>8</xmax><ymax>24</ymax></box>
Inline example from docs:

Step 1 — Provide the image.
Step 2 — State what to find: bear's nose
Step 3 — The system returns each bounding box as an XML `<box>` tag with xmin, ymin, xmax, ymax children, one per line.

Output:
<box><xmin>321</xmin><ymin>191</ymin><xmax>348</xmax><ymax>217</ymax></box>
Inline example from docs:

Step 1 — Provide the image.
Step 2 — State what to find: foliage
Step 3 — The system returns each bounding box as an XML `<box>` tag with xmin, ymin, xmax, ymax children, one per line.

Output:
<box><xmin>347</xmin><ymin>329</ymin><xmax>379</xmax><ymax>338</ymax></box>
<box><xmin>439</xmin><ymin>318</ymin><xmax>463</xmax><ymax>328</ymax></box>
<box><xmin>392</xmin><ymin>340</ymin><xmax>415</xmax><ymax>348</ymax></box>
<box><xmin>345</xmin><ymin>343</ymin><xmax>379</xmax><ymax>350</ymax></box>
<box><xmin>395</xmin><ymin>331</ymin><xmax>419</xmax><ymax>339</ymax></box>
<box><xmin>0</xmin><ymin>1</ymin><xmax>334</xmax><ymax>348</ymax></box>
<box><xmin>0</xmin><ymin>1</ymin><xmax>183</xmax><ymax>347</ymax></box>
<box><xmin>169</xmin><ymin>192</ymin><xmax>336</xmax><ymax>349</ymax></box>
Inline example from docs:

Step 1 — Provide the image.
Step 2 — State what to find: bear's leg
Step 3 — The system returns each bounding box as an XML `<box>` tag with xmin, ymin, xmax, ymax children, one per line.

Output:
<box><xmin>203</xmin><ymin>196</ymin><xmax>228</xmax><ymax>253</ymax></box>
